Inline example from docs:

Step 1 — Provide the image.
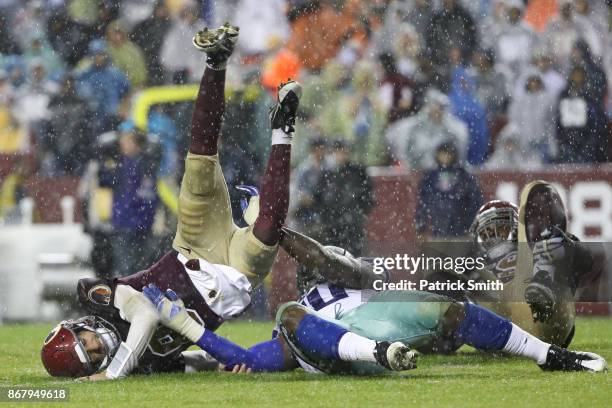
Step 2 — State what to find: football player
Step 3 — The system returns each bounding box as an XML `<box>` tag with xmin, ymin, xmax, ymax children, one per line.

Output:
<box><xmin>426</xmin><ymin>181</ymin><xmax>607</xmax><ymax>347</ymax></box>
<box><xmin>140</xmin><ymin>225</ymin><xmax>607</xmax><ymax>374</ymax></box>
<box><xmin>142</xmin><ymin>279</ymin><xmax>607</xmax><ymax>375</ymax></box>
<box><xmin>40</xmin><ymin>23</ymin><xmax>302</xmax><ymax>380</ymax></box>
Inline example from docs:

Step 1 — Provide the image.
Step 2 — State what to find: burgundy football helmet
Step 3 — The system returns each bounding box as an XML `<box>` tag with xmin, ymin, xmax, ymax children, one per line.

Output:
<box><xmin>41</xmin><ymin>316</ymin><xmax>120</xmax><ymax>377</ymax></box>
<box><xmin>471</xmin><ymin>200</ymin><xmax>519</xmax><ymax>251</ymax></box>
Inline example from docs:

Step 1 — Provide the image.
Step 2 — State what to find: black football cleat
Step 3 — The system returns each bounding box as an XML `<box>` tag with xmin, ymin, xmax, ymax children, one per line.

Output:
<box><xmin>539</xmin><ymin>345</ymin><xmax>607</xmax><ymax>372</ymax></box>
<box><xmin>269</xmin><ymin>80</ymin><xmax>302</xmax><ymax>134</ymax></box>
<box><xmin>193</xmin><ymin>23</ymin><xmax>239</xmax><ymax>70</ymax></box>
<box><xmin>374</xmin><ymin>341</ymin><xmax>418</xmax><ymax>371</ymax></box>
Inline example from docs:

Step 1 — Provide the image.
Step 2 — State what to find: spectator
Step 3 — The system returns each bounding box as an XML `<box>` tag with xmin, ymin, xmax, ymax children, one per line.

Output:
<box><xmin>46</xmin><ymin>10</ymin><xmax>92</xmax><ymax>68</ymax></box>
<box><xmin>148</xmin><ymin>106</ymin><xmax>179</xmax><ymax>179</ymax></box>
<box><xmin>160</xmin><ymin>1</ymin><xmax>206</xmax><ymax>82</ymax></box>
<box><xmin>290</xmin><ymin>137</ymin><xmax>330</xmax><ymax>240</ymax></box>
<box><xmin>391</xmin><ymin>23</ymin><xmax>422</xmax><ymax>79</ymax></box>
<box><xmin>105</xmin><ymin>20</ymin><xmax>147</xmax><ymax>88</ymax></box>
<box><xmin>286</xmin><ymin>0</ymin><xmax>355</xmax><ymax>72</ymax></box>
<box><xmin>556</xmin><ymin>65</ymin><xmax>608</xmax><ymax>163</ymax></box>
<box><xmin>484</xmin><ymin>123</ymin><xmax>543</xmax><ymax>170</ymax></box>
<box><xmin>471</xmin><ymin>48</ymin><xmax>510</xmax><ymax>129</ymax></box>
<box><xmin>448</xmin><ymin>67</ymin><xmax>490</xmax><ymax>166</ymax></box>
<box><xmin>543</xmin><ymin>0</ymin><xmax>602</xmax><ymax>72</ymax></box>
<box><xmin>415</xmin><ymin>142</ymin><xmax>483</xmax><ymax>239</ymax></box>
<box><xmin>569</xmin><ymin>39</ymin><xmax>608</xmax><ymax>107</ymax></box>
<box><xmin>405</xmin><ymin>0</ymin><xmax>434</xmax><ymax>39</ymax></box>
<box><xmin>98</xmin><ymin>122</ymin><xmax>159</xmax><ymax>277</ymax></box>
<box><xmin>234</xmin><ymin>0</ymin><xmax>290</xmax><ymax>56</ymax></box>
<box><xmin>10</xmin><ymin>0</ymin><xmax>47</xmax><ymax>52</ymax></box>
<box><xmin>313</xmin><ymin>140</ymin><xmax>374</xmax><ymax>256</ymax></box>
<box><xmin>76</xmin><ymin>40</ymin><xmax>130</xmax><ymax>135</ymax></box>
<box><xmin>426</xmin><ymin>0</ymin><xmax>478</xmax><ymax>69</ymax></box>
<box><xmin>508</xmin><ymin>71</ymin><xmax>558</xmax><ymax>163</ymax></box>
<box><xmin>386</xmin><ymin>89</ymin><xmax>468</xmax><ymax>169</ymax></box>
<box><xmin>0</xmin><ymin>69</ymin><xmax>27</xmax><ymax>153</ymax></box>
<box><xmin>21</xmin><ymin>35</ymin><xmax>65</xmax><ymax>80</ymax></box>
<box><xmin>42</xmin><ymin>74</ymin><xmax>93</xmax><ymax>175</ymax></box>
<box><xmin>489</xmin><ymin>0</ymin><xmax>536</xmax><ymax>81</ymax></box>
<box><xmin>3</xmin><ymin>55</ymin><xmax>27</xmax><ymax>89</ymax></box>
<box><xmin>0</xmin><ymin>10</ymin><xmax>20</xmax><ymax>55</ymax></box>
<box><xmin>347</xmin><ymin>61</ymin><xmax>388</xmax><ymax>166</ymax></box>
<box><xmin>131</xmin><ymin>0</ymin><xmax>172</xmax><ymax>85</ymax></box>
<box><xmin>379</xmin><ymin>52</ymin><xmax>416</xmax><ymax>124</ymax></box>
<box><xmin>522</xmin><ymin>48</ymin><xmax>566</xmax><ymax>98</ymax></box>
<box><xmin>12</xmin><ymin>59</ymin><xmax>57</xmax><ymax>156</ymax></box>
<box><xmin>480</xmin><ymin>0</ymin><xmax>508</xmax><ymax>49</ymax></box>
<box><xmin>574</xmin><ymin>0</ymin><xmax>609</xmax><ymax>44</ymax></box>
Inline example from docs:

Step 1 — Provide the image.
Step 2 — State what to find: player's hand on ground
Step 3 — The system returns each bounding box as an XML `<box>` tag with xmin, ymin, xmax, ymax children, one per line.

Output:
<box><xmin>218</xmin><ymin>363</ymin><xmax>252</xmax><ymax>374</ymax></box>
<box><xmin>142</xmin><ymin>284</ymin><xmax>205</xmax><ymax>342</ymax></box>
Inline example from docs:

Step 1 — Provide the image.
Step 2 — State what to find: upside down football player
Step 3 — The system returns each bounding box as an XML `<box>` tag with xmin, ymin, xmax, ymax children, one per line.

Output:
<box><xmin>40</xmin><ymin>23</ymin><xmax>303</xmax><ymax>380</ymax></box>
<box><xmin>137</xmin><ymin>226</ymin><xmax>606</xmax><ymax>375</ymax></box>
<box><xmin>425</xmin><ymin>181</ymin><xmax>608</xmax><ymax>347</ymax></box>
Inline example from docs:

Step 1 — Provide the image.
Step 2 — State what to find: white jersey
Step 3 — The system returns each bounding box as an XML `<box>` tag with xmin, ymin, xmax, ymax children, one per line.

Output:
<box><xmin>291</xmin><ymin>283</ymin><xmax>376</xmax><ymax>373</ymax></box>
<box><xmin>177</xmin><ymin>253</ymin><xmax>252</xmax><ymax>320</ymax></box>
<box><xmin>299</xmin><ymin>283</ymin><xmax>374</xmax><ymax>319</ymax></box>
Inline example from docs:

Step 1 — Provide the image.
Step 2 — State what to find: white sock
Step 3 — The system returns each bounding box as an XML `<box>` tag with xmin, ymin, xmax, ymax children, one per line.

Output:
<box><xmin>272</xmin><ymin>128</ymin><xmax>293</xmax><ymax>145</ymax></box>
<box><xmin>337</xmin><ymin>332</ymin><xmax>377</xmax><ymax>363</ymax></box>
<box><xmin>502</xmin><ymin>323</ymin><xmax>551</xmax><ymax>364</ymax></box>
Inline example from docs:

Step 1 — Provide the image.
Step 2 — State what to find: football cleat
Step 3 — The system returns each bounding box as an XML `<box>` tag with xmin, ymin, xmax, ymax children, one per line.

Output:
<box><xmin>374</xmin><ymin>341</ymin><xmax>418</xmax><ymax>371</ymax></box>
<box><xmin>522</xmin><ymin>182</ymin><xmax>568</xmax><ymax>247</ymax></box>
<box><xmin>192</xmin><ymin>23</ymin><xmax>239</xmax><ymax>70</ymax></box>
<box><xmin>539</xmin><ymin>345</ymin><xmax>607</xmax><ymax>372</ymax></box>
<box><xmin>269</xmin><ymin>79</ymin><xmax>302</xmax><ymax>134</ymax></box>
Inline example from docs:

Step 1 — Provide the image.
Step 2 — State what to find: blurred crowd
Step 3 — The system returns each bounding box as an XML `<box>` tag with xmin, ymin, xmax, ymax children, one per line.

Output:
<box><xmin>1</xmin><ymin>0</ymin><xmax>612</xmax><ymax>277</ymax></box>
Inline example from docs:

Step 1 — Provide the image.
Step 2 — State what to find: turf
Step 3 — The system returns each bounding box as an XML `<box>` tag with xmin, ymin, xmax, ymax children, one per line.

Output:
<box><xmin>0</xmin><ymin>318</ymin><xmax>610</xmax><ymax>408</ymax></box>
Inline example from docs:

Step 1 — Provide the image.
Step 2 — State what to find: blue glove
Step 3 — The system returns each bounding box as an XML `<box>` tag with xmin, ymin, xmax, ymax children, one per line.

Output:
<box><xmin>235</xmin><ymin>185</ymin><xmax>259</xmax><ymax>213</ymax></box>
<box><xmin>142</xmin><ymin>284</ymin><xmax>181</xmax><ymax>319</ymax></box>
<box><xmin>142</xmin><ymin>284</ymin><xmax>204</xmax><ymax>341</ymax></box>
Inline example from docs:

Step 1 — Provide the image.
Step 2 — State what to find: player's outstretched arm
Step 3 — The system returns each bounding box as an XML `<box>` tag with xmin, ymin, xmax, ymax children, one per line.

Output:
<box><xmin>143</xmin><ymin>284</ymin><xmax>294</xmax><ymax>372</ymax></box>
<box><xmin>280</xmin><ymin>227</ymin><xmax>383</xmax><ymax>289</ymax></box>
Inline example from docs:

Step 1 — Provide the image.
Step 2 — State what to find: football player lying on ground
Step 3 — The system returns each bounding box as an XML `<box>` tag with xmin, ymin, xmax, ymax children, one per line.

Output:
<box><xmin>141</xmin><ymin>225</ymin><xmax>607</xmax><ymax>374</ymax></box>
<box><xmin>425</xmin><ymin>181</ymin><xmax>608</xmax><ymax>347</ymax></box>
<box><xmin>40</xmin><ymin>23</ymin><xmax>302</xmax><ymax>380</ymax></box>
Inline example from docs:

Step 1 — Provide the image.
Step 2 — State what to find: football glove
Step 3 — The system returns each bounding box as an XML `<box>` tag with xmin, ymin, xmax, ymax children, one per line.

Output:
<box><xmin>142</xmin><ymin>284</ymin><xmax>205</xmax><ymax>343</ymax></box>
<box><xmin>235</xmin><ymin>184</ymin><xmax>259</xmax><ymax>226</ymax></box>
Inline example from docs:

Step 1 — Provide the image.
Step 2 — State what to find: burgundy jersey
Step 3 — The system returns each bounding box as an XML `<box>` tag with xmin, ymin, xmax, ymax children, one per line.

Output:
<box><xmin>77</xmin><ymin>250</ymin><xmax>223</xmax><ymax>374</ymax></box>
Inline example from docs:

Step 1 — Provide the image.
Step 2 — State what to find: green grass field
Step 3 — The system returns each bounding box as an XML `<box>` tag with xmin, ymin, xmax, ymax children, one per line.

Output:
<box><xmin>1</xmin><ymin>318</ymin><xmax>610</xmax><ymax>408</ymax></box>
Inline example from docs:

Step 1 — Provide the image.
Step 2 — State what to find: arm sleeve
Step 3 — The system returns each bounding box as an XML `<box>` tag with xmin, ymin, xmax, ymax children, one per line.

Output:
<box><xmin>195</xmin><ymin>331</ymin><xmax>287</xmax><ymax>372</ymax></box>
<box><xmin>280</xmin><ymin>227</ymin><xmax>381</xmax><ymax>289</ymax></box>
<box><xmin>106</xmin><ymin>285</ymin><xmax>160</xmax><ymax>379</ymax></box>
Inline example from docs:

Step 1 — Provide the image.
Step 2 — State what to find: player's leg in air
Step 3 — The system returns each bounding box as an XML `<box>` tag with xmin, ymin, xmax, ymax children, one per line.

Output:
<box><xmin>521</xmin><ymin>181</ymin><xmax>607</xmax><ymax>324</ymax></box>
<box><xmin>174</xmin><ymin>23</ymin><xmax>301</xmax><ymax>286</ymax></box>
<box><xmin>39</xmin><ymin>23</ymin><xmax>301</xmax><ymax>381</ymax></box>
